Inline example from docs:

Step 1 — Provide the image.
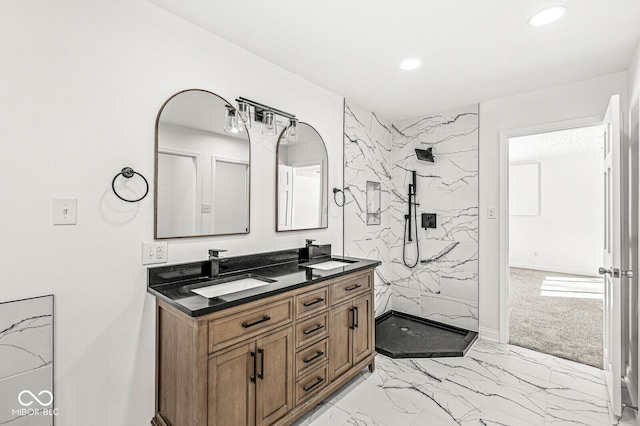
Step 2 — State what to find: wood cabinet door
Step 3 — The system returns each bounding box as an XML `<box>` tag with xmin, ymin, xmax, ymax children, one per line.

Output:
<box><xmin>208</xmin><ymin>343</ymin><xmax>256</xmax><ymax>426</ymax></box>
<box><xmin>352</xmin><ymin>294</ymin><xmax>373</xmax><ymax>365</ymax></box>
<box><xmin>329</xmin><ymin>301</ymin><xmax>353</xmax><ymax>382</ymax></box>
<box><xmin>255</xmin><ymin>327</ymin><xmax>293</xmax><ymax>426</ymax></box>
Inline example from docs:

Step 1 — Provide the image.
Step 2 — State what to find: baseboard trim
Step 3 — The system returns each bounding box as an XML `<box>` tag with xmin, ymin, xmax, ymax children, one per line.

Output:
<box><xmin>509</xmin><ymin>262</ymin><xmax>599</xmax><ymax>277</ymax></box>
<box><xmin>479</xmin><ymin>326</ymin><xmax>500</xmax><ymax>343</ymax></box>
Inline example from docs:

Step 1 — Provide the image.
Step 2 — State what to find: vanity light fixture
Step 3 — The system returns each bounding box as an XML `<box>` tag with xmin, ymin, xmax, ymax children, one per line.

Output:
<box><xmin>223</xmin><ymin>105</ymin><xmax>240</xmax><ymax>133</ymax></box>
<box><xmin>528</xmin><ymin>6</ymin><xmax>566</xmax><ymax>27</ymax></box>
<box><xmin>400</xmin><ymin>58</ymin><xmax>421</xmax><ymax>71</ymax></box>
<box><xmin>237</xmin><ymin>100</ymin><xmax>251</xmax><ymax>129</ymax></box>
<box><xmin>286</xmin><ymin>118</ymin><xmax>299</xmax><ymax>143</ymax></box>
<box><xmin>235</xmin><ymin>97</ymin><xmax>297</xmax><ymax>138</ymax></box>
<box><xmin>262</xmin><ymin>110</ymin><xmax>277</xmax><ymax>136</ymax></box>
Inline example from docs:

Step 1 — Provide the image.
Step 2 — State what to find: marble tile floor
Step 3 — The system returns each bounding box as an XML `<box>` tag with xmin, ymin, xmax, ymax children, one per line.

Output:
<box><xmin>293</xmin><ymin>339</ymin><xmax>637</xmax><ymax>426</ymax></box>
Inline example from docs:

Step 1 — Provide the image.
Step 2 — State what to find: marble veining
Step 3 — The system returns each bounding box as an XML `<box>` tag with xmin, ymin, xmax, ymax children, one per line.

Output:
<box><xmin>0</xmin><ymin>295</ymin><xmax>54</xmax><ymax>425</ymax></box>
<box><xmin>344</xmin><ymin>101</ymin><xmax>393</xmax><ymax>316</ymax></box>
<box><xmin>391</xmin><ymin>104</ymin><xmax>479</xmax><ymax>331</ymax></box>
<box><xmin>293</xmin><ymin>339</ymin><xmax>636</xmax><ymax>426</ymax></box>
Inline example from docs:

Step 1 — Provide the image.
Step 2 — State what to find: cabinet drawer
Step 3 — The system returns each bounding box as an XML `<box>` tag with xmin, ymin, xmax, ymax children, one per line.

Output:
<box><xmin>208</xmin><ymin>298</ymin><xmax>292</xmax><ymax>352</ymax></box>
<box><xmin>295</xmin><ymin>338</ymin><xmax>328</xmax><ymax>378</ymax></box>
<box><xmin>330</xmin><ymin>272</ymin><xmax>371</xmax><ymax>306</ymax></box>
<box><xmin>295</xmin><ymin>312</ymin><xmax>329</xmax><ymax>349</ymax></box>
<box><xmin>295</xmin><ymin>364</ymin><xmax>328</xmax><ymax>406</ymax></box>
<box><xmin>295</xmin><ymin>286</ymin><xmax>329</xmax><ymax>319</ymax></box>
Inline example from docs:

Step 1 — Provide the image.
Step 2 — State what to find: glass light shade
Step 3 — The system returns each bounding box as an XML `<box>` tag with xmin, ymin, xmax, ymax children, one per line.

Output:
<box><xmin>286</xmin><ymin>118</ymin><xmax>299</xmax><ymax>142</ymax></box>
<box><xmin>262</xmin><ymin>110</ymin><xmax>277</xmax><ymax>136</ymax></box>
<box><xmin>237</xmin><ymin>101</ymin><xmax>251</xmax><ymax>129</ymax></box>
<box><xmin>224</xmin><ymin>107</ymin><xmax>240</xmax><ymax>133</ymax></box>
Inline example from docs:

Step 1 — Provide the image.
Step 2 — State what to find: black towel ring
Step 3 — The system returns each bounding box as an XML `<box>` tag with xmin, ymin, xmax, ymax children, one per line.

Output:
<box><xmin>333</xmin><ymin>188</ymin><xmax>345</xmax><ymax>207</ymax></box>
<box><xmin>112</xmin><ymin>167</ymin><xmax>149</xmax><ymax>203</ymax></box>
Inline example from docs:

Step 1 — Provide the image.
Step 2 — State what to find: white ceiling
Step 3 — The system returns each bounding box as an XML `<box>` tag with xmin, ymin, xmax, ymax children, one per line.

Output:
<box><xmin>509</xmin><ymin>125</ymin><xmax>604</xmax><ymax>163</ymax></box>
<box><xmin>147</xmin><ymin>0</ymin><xmax>640</xmax><ymax>122</ymax></box>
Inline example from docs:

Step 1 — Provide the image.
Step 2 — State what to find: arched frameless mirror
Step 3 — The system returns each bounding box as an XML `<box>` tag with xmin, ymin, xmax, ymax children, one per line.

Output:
<box><xmin>155</xmin><ymin>89</ymin><xmax>251</xmax><ymax>239</ymax></box>
<box><xmin>276</xmin><ymin>123</ymin><xmax>328</xmax><ymax>231</ymax></box>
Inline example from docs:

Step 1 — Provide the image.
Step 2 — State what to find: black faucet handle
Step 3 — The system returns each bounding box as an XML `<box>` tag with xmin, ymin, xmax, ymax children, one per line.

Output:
<box><xmin>305</xmin><ymin>239</ymin><xmax>318</xmax><ymax>247</ymax></box>
<box><xmin>209</xmin><ymin>249</ymin><xmax>227</xmax><ymax>258</ymax></box>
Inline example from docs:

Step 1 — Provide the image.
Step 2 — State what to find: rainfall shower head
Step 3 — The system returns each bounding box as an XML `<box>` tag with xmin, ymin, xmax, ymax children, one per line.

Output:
<box><xmin>415</xmin><ymin>147</ymin><xmax>434</xmax><ymax>162</ymax></box>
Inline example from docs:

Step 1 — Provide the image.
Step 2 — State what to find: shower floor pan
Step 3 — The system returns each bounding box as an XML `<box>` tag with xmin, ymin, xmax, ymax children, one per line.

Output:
<box><xmin>375</xmin><ymin>311</ymin><xmax>478</xmax><ymax>358</ymax></box>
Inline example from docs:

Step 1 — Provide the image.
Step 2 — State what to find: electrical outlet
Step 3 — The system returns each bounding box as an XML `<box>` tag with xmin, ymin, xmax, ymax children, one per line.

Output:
<box><xmin>142</xmin><ymin>242</ymin><xmax>168</xmax><ymax>265</ymax></box>
<box><xmin>201</xmin><ymin>204</ymin><xmax>211</xmax><ymax>213</ymax></box>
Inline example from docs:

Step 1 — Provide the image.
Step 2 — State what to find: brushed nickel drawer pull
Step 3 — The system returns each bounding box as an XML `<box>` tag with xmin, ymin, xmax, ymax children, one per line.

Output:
<box><xmin>345</xmin><ymin>284</ymin><xmax>362</xmax><ymax>291</ymax></box>
<box><xmin>303</xmin><ymin>297</ymin><xmax>325</xmax><ymax>307</ymax></box>
<box><xmin>303</xmin><ymin>324</ymin><xmax>325</xmax><ymax>335</ymax></box>
<box><xmin>242</xmin><ymin>315</ymin><xmax>271</xmax><ymax>328</ymax></box>
<box><xmin>302</xmin><ymin>350</ymin><xmax>324</xmax><ymax>364</ymax></box>
<box><xmin>303</xmin><ymin>376</ymin><xmax>324</xmax><ymax>392</ymax></box>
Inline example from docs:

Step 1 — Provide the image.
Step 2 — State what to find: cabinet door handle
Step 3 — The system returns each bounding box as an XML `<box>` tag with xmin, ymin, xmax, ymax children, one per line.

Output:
<box><xmin>303</xmin><ymin>297</ymin><xmax>325</xmax><ymax>307</ymax></box>
<box><xmin>345</xmin><ymin>284</ymin><xmax>362</xmax><ymax>292</ymax></box>
<box><xmin>302</xmin><ymin>350</ymin><xmax>324</xmax><ymax>364</ymax></box>
<box><xmin>250</xmin><ymin>351</ymin><xmax>257</xmax><ymax>383</ymax></box>
<box><xmin>303</xmin><ymin>376</ymin><xmax>324</xmax><ymax>392</ymax></box>
<box><xmin>242</xmin><ymin>315</ymin><xmax>271</xmax><ymax>328</ymax></box>
<box><xmin>353</xmin><ymin>306</ymin><xmax>359</xmax><ymax>328</ymax></box>
<box><xmin>349</xmin><ymin>308</ymin><xmax>355</xmax><ymax>329</ymax></box>
<box><xmin>257</xmin><ymin>348</ymin><xmax>264</xmax><ymax>380</ymax></box>
<box><xmin>303</xmin><ymin>323</ymin><xmax>325</xmax><ymax>335</ymax></box>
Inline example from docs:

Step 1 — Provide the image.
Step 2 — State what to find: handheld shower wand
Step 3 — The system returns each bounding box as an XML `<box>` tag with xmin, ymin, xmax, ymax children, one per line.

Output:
<box><xmin>403</xmin><ymin>171</ymin><xmax>419</xmax><ymax>268</ymax></box>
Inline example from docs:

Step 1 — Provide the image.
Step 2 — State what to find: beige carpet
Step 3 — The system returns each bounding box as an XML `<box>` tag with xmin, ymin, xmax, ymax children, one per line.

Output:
<box><xmin>508</xmin><ymin>268</ymin><xmax>603</xmax><ymax>369</ymax></box>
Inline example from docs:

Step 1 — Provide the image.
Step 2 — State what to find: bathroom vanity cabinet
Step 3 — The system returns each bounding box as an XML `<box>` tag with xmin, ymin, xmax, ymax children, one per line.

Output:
<box><xmin>151</xmin><ymin>267</ymin><xmax>376</xmax><ymax>426</ymax></box>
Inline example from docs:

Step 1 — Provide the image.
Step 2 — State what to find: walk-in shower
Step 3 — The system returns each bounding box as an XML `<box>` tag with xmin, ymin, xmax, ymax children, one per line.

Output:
<box><xmin>376</xmin><ymin>147</ymin><xmax>478</xmax><ymax>358</ymax></box>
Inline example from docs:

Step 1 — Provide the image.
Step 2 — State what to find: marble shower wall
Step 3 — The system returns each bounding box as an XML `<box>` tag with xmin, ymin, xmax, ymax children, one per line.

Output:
<box><xmin>391</xmin><ymin>105</ymin><xmax>479</xmax><ymax>331</ymax></box>
<box><xmin>0</xmin><ymin>295</ymin><xmax>54</xmax><ymax>425</ymax></box>
<box><xmin>343</xmin><ymin>101</ymin><xmax>393</xmax><ymax>316</ymax></box>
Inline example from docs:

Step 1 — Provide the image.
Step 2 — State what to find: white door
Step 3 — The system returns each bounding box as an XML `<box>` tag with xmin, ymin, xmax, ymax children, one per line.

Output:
<box><xmin>278</xmin><ymin>165</ymin><xmax>293</xmax><ymax>230</ymax></box>
<box><xmin>157</xmin><ymin>151</ymin><xmax>198</xmax><ymax>237</ymax></box>
<box><xmin>600</xmin><ymin>94</ymin><xmax>624</xmax><ymax>418</ymax></box>
<box><xmin>213</xmin><ymin>160</ymin><xmax>249</xmax><ymax>234</ymax></box>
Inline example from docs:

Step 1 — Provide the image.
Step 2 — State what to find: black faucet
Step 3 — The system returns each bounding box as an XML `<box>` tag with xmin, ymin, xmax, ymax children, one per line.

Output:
<box><xmin>208</xmin><ymin>249</ymin><xmax>227</xmax><ymax>278</ymax></box>
<box><xmin>301</xmin><ymin>239</ymin><xmax>331</xmax><ymax>262</ymax></box>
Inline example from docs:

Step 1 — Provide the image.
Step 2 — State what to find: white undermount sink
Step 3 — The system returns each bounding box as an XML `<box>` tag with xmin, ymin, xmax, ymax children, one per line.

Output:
<box><xmin>304</xmin><ymin>260</ymin><xmax>353</xmax><ymax>270</ymax></box>
<box><xmin>191</xmin><ymin>277</ymin><xmax>273</xmax><ymax>299</ymax></box>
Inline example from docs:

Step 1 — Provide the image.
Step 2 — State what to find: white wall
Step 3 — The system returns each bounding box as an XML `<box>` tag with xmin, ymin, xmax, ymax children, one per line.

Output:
<box><xmin>478</xmin><ymin>72</ymin><xmax>628</xmax><ymax>336</ymax></box>
<box><xmin>509</xmin><ymin>152</ymin><xmax>603</xmax><ymax>276</ymax></box>
<box><xmin>0</xmin><ymin>1</ymin><xmax>343</xmax><ymax>424</ymax></box>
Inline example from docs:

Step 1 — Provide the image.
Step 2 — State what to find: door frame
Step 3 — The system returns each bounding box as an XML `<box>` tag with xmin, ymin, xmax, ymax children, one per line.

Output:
<box><xmin>498</xmin><ymin>115</ymin><xmax>603</xmax><ymax>343</ymax></box>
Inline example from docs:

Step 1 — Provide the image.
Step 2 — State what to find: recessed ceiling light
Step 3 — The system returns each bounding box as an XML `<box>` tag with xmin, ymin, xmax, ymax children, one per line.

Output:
<box><xmin>528</xmin><ymin>6</ymin><xmax>567</xmax><ymax>27</ymax></box>
<box><xmin>400</xmin><ymin>58</ymin><xmax>421</xmax><ymax>71</ymax></box>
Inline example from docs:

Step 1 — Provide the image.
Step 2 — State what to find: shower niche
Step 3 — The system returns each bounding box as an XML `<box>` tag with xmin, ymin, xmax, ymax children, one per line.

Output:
<box><xmin>366</xmin><ymin>181</ymin><xmax>381</xmax><ymax>225</ymax></box>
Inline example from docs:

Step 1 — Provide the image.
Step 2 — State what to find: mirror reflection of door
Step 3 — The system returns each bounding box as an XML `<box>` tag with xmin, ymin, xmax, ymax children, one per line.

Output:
<box><xmin>157</xmin><ymin>149</ymin><xmax>199</xmax><ymax>237</ymax></box>
<box><xmin>278</xmin><ymin>165</ymin><xmax>293</xmax><ymax>230</ymax></box>
<box><xmin>276</xmin><ymin>122</ymin><xmax>328</xmax><ymax>231</ymax></box>
<box><xmin>291</xmin><ymin>163</ymin><xmax>323</xmax><ymax>229</ymax></box>
<box><xmin>212</xmin><ymin>159</ymin><xmax>249</xmax><ymax>234</ymax></box>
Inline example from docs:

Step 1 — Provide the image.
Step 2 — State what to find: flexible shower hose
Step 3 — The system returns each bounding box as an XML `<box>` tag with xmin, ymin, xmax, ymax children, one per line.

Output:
<box><xmin>402</xmin><ymin>199</ymin><xmax>420</xmax><ymax>268</ymax></box>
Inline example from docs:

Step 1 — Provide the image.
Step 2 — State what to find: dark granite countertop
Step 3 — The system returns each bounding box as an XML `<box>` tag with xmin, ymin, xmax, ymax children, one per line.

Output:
<box><xmin>147</xmin><ymin>249</ymin><xmax>380</xmax><ymax>317</ymax></box>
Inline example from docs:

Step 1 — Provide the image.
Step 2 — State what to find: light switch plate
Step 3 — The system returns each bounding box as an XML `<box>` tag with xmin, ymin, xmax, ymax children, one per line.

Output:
<box><xmin>487</xmin><ymin>206</ymin><xmax>497</xmax><ymax>219</ymax></box>
<box><xmin>53</xmin><ymin>197</ymin><xmax>77</xmax><ymax>225</ymax></box>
